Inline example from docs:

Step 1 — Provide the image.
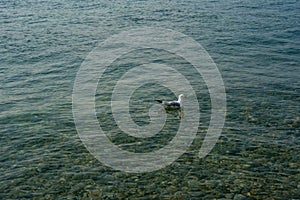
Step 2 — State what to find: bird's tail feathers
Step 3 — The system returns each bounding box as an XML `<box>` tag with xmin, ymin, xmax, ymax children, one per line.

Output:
<box><xmin>155</xmin><ymin>100</ymin><xmax>163</xmax><ymax>104</ymax></box>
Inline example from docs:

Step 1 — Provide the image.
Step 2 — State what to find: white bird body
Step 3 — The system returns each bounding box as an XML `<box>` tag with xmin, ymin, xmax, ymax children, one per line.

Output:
<box><xmin>155</xmin><ymin>94</ymin><xmax>184</xmax><ymax>109</ymax></box>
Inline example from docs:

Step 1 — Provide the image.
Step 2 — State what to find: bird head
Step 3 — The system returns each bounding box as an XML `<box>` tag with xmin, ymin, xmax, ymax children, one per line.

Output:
<box><xmin>178</xmin><ymin>94</ymin><xmax>185</xmax><ymax>101</ymax></box>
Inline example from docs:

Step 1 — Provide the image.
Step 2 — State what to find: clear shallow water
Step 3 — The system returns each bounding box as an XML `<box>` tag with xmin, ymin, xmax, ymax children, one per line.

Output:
<box><xmin>1</xmin><ymin>0</ymin><xmax>299</xmax><ymax>199</ymax></box>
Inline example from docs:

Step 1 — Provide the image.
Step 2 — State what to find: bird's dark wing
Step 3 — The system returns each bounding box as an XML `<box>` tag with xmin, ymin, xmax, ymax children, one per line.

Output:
<box><xmin>163</xmin><ymin>101</ymin><xmax>181</xmax><ymax>108</ymax></box>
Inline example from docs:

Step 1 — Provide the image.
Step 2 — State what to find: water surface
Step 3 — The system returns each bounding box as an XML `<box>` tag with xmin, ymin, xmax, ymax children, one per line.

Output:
<box><xmin>1</xmin><ymin>0</ymin><xmax>299</xmax><ymax>199</ymax></box>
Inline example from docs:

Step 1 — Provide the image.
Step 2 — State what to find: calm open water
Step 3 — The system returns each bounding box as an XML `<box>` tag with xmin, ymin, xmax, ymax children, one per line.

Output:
<box><xmin>1</xmin><ymin>0</ymin><xmax>299</xmax><ymax>199</ymax></box>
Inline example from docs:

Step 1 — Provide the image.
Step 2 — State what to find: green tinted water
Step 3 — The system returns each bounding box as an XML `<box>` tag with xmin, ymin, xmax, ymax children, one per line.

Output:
<box><xmin>1</xmin><ymin>0</ymin><xmax>299</xmax><ymax>199</ymax></box>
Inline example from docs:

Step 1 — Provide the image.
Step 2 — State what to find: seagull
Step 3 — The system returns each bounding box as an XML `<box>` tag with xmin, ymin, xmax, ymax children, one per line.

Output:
<box><xmin>155</xmin><ymin>94</ymin><xmax>185</xmax><ymax>109</ymax></box>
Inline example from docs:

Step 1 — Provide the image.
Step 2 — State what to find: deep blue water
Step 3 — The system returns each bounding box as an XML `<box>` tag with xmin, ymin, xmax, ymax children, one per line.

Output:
<box><xmin>1</xmin><ymin>0</ymin><xmax>299</xmax><ymax>199</ymax></box>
